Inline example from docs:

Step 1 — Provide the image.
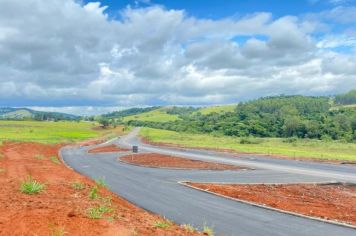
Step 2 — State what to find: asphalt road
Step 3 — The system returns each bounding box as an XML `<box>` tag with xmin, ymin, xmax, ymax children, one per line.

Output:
<box><xmin>61</xmin><ymin>128</ymin><xmax>356</xmax><ymax>236</ymax></box>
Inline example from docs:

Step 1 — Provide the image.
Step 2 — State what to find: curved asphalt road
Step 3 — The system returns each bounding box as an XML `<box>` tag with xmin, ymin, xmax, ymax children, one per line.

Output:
<box><xmin>61</xmin><ymin>128</ymin><xmax>356</xmax><ymax>236</ymax></box>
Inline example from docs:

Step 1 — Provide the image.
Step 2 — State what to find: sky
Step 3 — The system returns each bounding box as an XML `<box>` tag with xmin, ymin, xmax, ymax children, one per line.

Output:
<box><xmin>1</xmin><ymin>0</ymin><xmax>356</xmax><ymax>115</ymax></box>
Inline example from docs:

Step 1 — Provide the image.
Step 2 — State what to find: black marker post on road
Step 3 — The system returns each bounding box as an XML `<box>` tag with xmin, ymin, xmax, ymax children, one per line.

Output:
<box><xmin>132</xmin><ymin>146</ymin><xmax>138</xmax><ymax>161</ymax></box>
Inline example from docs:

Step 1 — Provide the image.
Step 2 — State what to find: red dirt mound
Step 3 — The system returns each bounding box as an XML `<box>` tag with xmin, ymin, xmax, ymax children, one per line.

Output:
<box><xmin>0</xmin><ymin>141</ymin><xmax>200</xmax><ymax>236</ymax></box>
<box><xmin>88</xmin><ymin>144</ymin><xmax>129</xmax><ymax>153</ymax></box>
<box><xmin>187</xmin><ymin>182</ymin><xmax>356</xmax><ymax>226</ymax></box>
<box><xmin>120</xmin><ymin>153</ymin><xmax>245</xmax><ymax>170</ymax></box>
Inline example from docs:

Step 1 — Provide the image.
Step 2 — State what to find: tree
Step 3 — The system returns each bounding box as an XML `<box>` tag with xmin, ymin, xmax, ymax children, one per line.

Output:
<box><xmin>98</xmin><ymin>117</ymin><xmax>110</xmax><ymax>128</ymax></box>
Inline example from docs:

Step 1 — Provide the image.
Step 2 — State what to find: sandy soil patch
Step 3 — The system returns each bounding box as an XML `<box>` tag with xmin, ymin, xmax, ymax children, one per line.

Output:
<box><xmin>0</xmin><ymin>141</ymin><xmax>200</xmax><ymax>235</ymax></box>
<box><xmin>120</xmin><ymin>153</ymin><xmax>245</xmax><ymax>170</ymax></box>
<box><xmin>187</xmin><ymin>182</ymin><xmax>356</xmax><ymax>226</ymax></box>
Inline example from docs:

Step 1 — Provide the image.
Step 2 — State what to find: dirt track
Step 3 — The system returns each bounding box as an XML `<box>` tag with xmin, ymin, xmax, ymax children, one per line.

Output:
<box><xmin>120</xmin><ymin>153</ymin><xmax>245</xmax><ymax>170</ymax></box>
<box><xmin>0</xmin><ymin>142</ymin><xmax>200</xmax><ymax>236</ymax></box>
<box><xmin>188</xmin><ymin>182</ymin><xmax>356</xmax><ymax>226</ymax></box>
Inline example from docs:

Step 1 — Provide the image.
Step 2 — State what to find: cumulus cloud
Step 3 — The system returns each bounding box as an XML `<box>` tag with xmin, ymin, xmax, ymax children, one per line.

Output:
<box><xmin>0</xmin><ymin>0</ymin><xmax>355</xmax><ymax>112</ymax></box>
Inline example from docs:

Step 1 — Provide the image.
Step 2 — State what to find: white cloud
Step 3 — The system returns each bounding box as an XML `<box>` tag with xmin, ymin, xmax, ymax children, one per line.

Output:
<box><xmin>0</xmin><ymin>0</ymin><xmax>355</xmax><ymax>112</ymax></box>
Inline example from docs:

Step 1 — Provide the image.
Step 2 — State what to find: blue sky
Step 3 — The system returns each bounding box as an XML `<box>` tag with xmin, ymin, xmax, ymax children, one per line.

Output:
<box><xmin>84</xmin><ymin>0</ymin><xmax>353</xmax><ymax>19</ymax></box>
<box><xmin>0</xmin><ymin>0</ymin><xmax>356</xmax><ymax>115</ymax></box>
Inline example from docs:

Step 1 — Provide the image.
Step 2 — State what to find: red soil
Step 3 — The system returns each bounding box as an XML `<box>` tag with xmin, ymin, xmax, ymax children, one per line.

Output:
<box><xmin>120</xmin><ymin>153</ymin><xmax>244</xmax><ymax>170</ymax></box>
<box><xmin>88</xmin><ymin>144</ymin><xmax>129</xmax><ymax>153</ymax></box>
<box><xmin>187</xmin><ymin>182</ymin><xmax>356</xmax><ymax>226</ymax></box>
<box><xmin>0</xmin><ymin>141</ymin><xmax>200</xmax><ymax>236</ymax></box>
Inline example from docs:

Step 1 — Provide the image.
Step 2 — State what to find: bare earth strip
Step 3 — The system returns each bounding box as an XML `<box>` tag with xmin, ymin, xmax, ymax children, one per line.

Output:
<box><xmin>120</xmin><ymin>153</ymin><xmax>246</xmax><ymax>170</ymax></box>
<box><xmin>187</xmin><ymin>182</ymin><xmax>356</xmax><ymax>226</ymax></box>
<box><xmin>0</xmin><ymin>142</ymin><xmax>200</xmax><ymax>236</ymax></box>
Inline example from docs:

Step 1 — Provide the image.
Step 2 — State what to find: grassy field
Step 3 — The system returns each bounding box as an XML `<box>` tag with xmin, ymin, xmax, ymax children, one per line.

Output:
<box><xmin>196</xmin><ymin>104</ymin><xmax>237</xmax><ymax>115</ymax></box>
<box><xmin>140</xmin><ymin>127</ymin><xmax>356</xmax><ymax>161</ymax></box>
<box><xmin>0</xmin><ymin>120</ymin><xmax>124</xmax><ymax>144</ymax></box>
<box><xmin>123</xmin><ymin>108</ymin><xmax>179</xmax><ymax>123</ymax></box>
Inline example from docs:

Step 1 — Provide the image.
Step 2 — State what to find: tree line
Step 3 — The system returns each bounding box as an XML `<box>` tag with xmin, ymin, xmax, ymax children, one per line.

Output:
<box><xmin>127</xmin><ymin>95</ymin><xmax>356</xmax><ymax>142</ymax></box>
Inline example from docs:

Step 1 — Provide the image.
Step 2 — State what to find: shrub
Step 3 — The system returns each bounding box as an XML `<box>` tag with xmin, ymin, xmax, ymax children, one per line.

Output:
<box><xmin>203</xmin><ymin>224</ymin><xmax>215</xmax><ymax>236</ymax></box>
<box><xmin>239</xmin><ymin>137</ymin><xmax>262</xmax><ymax>144</ymax></box>
<box><xmin>283</xmin><ymin>137</ymin><xmax>298</xmax><ymax>143</ymax></box>
<box><xmin>153</xmin><ymin>220</ymin><xmax>172</xmax><ymax>229</ymax></box>
<box><xmin>88</xmin><ymin>185</ymin><xmax>99</xmax><ymax>200</ymax></box>
<box><xmin>20</xmin><ymin>176</ymin><xmax>45</xmax><ymax>194</ymax></box>
<box><xmin>71</xmin><ymin>181</ymin><xmax>85</xmax><ymax>190</ymax></box>
<box><xmin>182</xmin><ymin>224</ymin><xmax>195</xmax><ymax>232</ymax></box>
<box><xmin>87</xmin><ymin>205</ymin><xmax>113</xmax><ymax>219</ymax></box>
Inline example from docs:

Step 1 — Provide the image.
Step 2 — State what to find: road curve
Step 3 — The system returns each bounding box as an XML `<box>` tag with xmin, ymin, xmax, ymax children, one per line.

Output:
<box><xmin>61</xmin><ymin>128</ymin><xmax>356</xmax><ymax>236</ymax></box>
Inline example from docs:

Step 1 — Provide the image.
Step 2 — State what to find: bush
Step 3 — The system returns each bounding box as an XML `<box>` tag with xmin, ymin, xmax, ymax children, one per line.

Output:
<box><xmin>239</xmin><ymin>137</ymin><xmax>262</xmax><ymax>144</ymax></box>
<box><xmin>71</xmin><ymin>181</ymin><xmax>85</xmax><ymax>190</ymax></box>
<box><xmin>88</xmin><ymin>185</ymin><xmax>99</xmax><ymax>200</ymax></box>
<box><xmin>20</xmin><ymin>176</ymin><xmax>45</xmax><ymax>194</ymax></box>
<box><xmin>283</xmin><ymin>137</ymin><xmax>298</xmax><ymax>143</ymax></box>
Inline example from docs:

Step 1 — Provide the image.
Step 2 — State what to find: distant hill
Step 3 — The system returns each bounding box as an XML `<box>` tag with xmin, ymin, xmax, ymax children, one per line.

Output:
<box><xmin>102</xmin><ymin>107</ymin><xmax>160</xmax><ymax>119</ymax></box>
<box><xmin>195</xmin><ymin>104</ymin><xmax>237</xmax><ymax>115</ymax></box>
<box><xmin>102</xmin><ymin>104</ymin><xmax>238</xmax><ymax>123</ymax></box>
<box><xmin>0</xmin><ymin>107</ymin><xmax>79</xmax><ymax>121</ymax></box>
<box><xmin>122</xmin><ymin>107</ymin><xmax>181</xmax><ymax>123</ymax></box>
<box><xmin>334</xmin><ymin>90</ymin><xmax>356</xmax><ymax>106</ymax></box>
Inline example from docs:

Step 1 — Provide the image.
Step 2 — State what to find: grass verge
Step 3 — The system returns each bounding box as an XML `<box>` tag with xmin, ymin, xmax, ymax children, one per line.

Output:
<box><xmin>140</xmin><ymin>127</ymin><xmax>356</xmax><ymax>161</ymax></box>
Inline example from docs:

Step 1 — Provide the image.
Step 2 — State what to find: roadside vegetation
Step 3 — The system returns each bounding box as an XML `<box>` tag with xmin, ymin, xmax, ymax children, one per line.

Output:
<box><xmin>131</xmin><ymin>95</ymin><xmax>356</xmax><ymax>143</ymax></box>
<box><xmin>20</xmin><ymin>176</ymin><xmax>45</xmax><ymax>194</ymax></box>
<box><xmin>0</xmin><ymin>120</ymin><xmax>125</xmax><ymax>143</ymax></box>
<box><xmin>141</xmin><ymin>127</ymin><xmax>356</xmax><ymax>161</ymax></box>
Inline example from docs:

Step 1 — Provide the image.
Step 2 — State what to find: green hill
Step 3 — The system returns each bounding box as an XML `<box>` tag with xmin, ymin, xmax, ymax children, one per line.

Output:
<box><xmin>196</xmin><ymin>104</ymin><xmax>237</xmax><ymax>115</ymax></box>
<box><xmin>123</xmin><ymin>107</ymin><xmax>180</xmax><ymax>123</ymax></box>
<box><xmin>0</xmin><ymin>107</ymin><xmax>79</xmax><ymax>121</ymax></box>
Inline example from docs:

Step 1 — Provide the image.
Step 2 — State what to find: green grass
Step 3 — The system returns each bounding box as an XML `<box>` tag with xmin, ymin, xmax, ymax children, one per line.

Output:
<box><xmin>50</xmin><ymin>156</ymin><xmax>61</xmax><ymax>164</ymax></box>
<box><xmin>140</xmin><ymin>128</ymin><xmax>356</xmax><ymax>161</ymax></box>
<box><xmin>181</xmin><ymin>224</ymin><xmax>195</xmax><ymax>232</ymax></box>
<box><xmin>71</xmin><ymin>181</ymin><xmax>85</xmax><ymax>190</ymax></box>
<box><xmin>196</xmin><ymin>104</ymin><xmax>237</xmax><ymax>115</ymax></box>
<box><xmin>20</xmin><ymin>176</ymin><xmax>45</xmax><ymax>194</ymax></box>
<box><xmin>203</xmin><ymin>224</ymin><xmax>215</xmax><ymax>236</ymax></box>
<box><xmin>95</xmin><ymin>177</ymin><xmax>108</xmax><ymax>188</ymax></box>
<box><xmin>87</xmin><ymin>205</ymin><xmax>113</xmax><ymax>219</ymax></box>
<box><xmin>123</xmin><ymin>108</ymin><xmax>179</xmax><ymax>123</ymax></box>
<box><xmin>88</xmin><ymin>185</ymin><xmax>99</xmax><ymax>200</ymax></box>
<box><xmin>153</xmin><ymin>219</ymin><xmax>172</xmax><ymax>229</ymax></box>
<box><xmin>0</xmin><ymin>120</ymin><xmax>108</xmax><ymax>144</ymax></box>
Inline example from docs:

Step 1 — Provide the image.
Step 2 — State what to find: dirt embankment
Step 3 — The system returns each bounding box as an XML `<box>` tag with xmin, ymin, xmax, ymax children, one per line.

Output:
<box><xmin>187</xmin><ymin>182</ymin><xmax>356</xmax><ymax>226</ymax></box>
<box><xmin>0</xmin><ymin>142</ymin><xmax>200</xmax><ymax>236</ymax></box>
<box><xmin>120</xmin><ymin>153</ymin><xmax>245</xmax><ymax>170</ymax></box>
<box><xmin>88</xmin><ymin>144</ymin><xmax>130</xmax><ymax>153</ymax></box>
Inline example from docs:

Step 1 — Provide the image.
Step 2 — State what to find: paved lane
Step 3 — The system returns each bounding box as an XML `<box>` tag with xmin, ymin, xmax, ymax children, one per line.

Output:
<box><xmin>61</xmin><ymin>129</ymin><xmax>356</xmax><ymax>236</ymax></box>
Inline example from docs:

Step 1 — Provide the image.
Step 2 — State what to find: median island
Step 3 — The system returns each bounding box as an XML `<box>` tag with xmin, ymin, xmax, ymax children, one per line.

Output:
<box><xmin>120</xmin><ymin>153</ymin><xmax>246</xmax><ymax>170</ymax></box>
<box><xmin>186</xmin><ymin>182</ymin><xmax>356</xmax><ymax>226</ymax></box>
<box><xmin>88</xmin><ymin>144</ymin><xmax>130</xmax><ymax>153</ymax></box>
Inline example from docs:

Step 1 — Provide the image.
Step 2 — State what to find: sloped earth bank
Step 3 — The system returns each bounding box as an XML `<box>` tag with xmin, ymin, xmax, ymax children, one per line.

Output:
<box><xmin>187</xmin><ymin>182</ymin><xmax>356</xmax><ymax>226</ymax></box>
<box><xmin>88</xmin><ymin>144</ymin><xmax>130</xmax><ymax>153</ymax></box>
<box><xmin>0</xmin><ymin>142</ymin><xmax>201</xmax><ymax>236</ymax></box>
<box><xmin>120</xmin><ymin>153</ymin><xmax>245</xmax><ymax>170</ymax></box>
